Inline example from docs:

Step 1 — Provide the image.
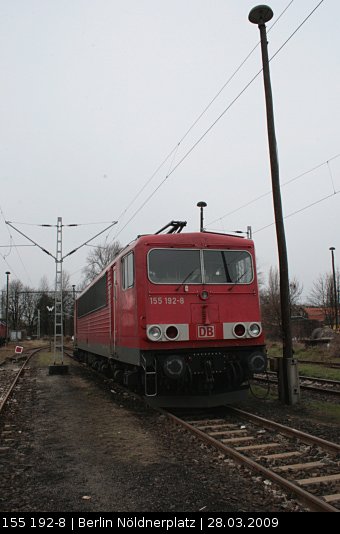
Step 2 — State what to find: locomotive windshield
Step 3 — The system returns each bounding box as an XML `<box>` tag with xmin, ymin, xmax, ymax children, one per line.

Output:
<box><xmin>203</xmin><ymin>250</ymin><xmax>253</xmax><ymax>284</ymax></box>
<box><xmin>148</xmin><ymin>249</ymin><xmax>202</xmax><ymax>284</ymax></box>
<box><xmin>148</xmin><ymin>249</ymin><xmax>253</xmax><ymax>284</ymax></box>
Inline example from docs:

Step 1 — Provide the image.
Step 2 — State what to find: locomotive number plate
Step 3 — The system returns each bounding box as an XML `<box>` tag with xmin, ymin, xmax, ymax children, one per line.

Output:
<box><xmin>197</xmin><ymin>325</ymin><xmax>216</xmax><ymax>338</ymax></box>
<box><xmin>149</xmin><ymin>297</ymin><xmax>185</xmax><ymax>305</ymax></box>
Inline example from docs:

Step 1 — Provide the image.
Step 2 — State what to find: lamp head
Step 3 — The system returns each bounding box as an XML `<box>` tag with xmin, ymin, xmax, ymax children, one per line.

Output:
<box><xmin>249</xmin><ymin>5</ymin><xmax>273</xmax><ymax>25</ymax></box>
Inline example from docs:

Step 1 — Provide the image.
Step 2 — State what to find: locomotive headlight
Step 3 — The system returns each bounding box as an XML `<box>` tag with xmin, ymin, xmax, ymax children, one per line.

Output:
<box><xmin>233</xmin><ymin>323</ymin><xmax>246</xmax><ymax>338</ymax></box>
<box><xmin>163</xmin><ymin>355</ymin><xmax>186</xmax><ymax>379</ymax></box>
<box><xmin>165</xmin><ymin>325</ymin><xmax>179</xmax><ymax>340</ymax></box>
<box><xmin>248</xmin><ymin>323</ymin><xmax>262</xmax><ymax>337</ymax></box>
<box><xmin>147</xmin><ymin>325</ymin><xmax>162</xmax><ymax>341</ymax></box>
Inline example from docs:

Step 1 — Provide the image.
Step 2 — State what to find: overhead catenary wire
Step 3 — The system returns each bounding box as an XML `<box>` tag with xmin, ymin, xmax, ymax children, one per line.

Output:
<box><xmin>106</xmin><ymin>1</ymin><xmax>296</xmax><ymax>243</ymax></box>
<box><xmin>327</xmin><ymin>160</ymin><xmax>336</xmax><ymax>195</ymax></box>
<box><xmin>109</xmin><ymin>0</ymin><xmax>325</xmax><ymax>242</ymax></box>
<box><xmin>171</xmin><ymin>0</ymin><xmax>295</xmax><ymax>147</ymax></box>
<box><xmin>206</xmin><ymin>152</ymin><xmax>340</xmax><ymax>227</ymax></box>
<box><xmin>0</xmin><ymin>1</ymin><xmax>326</xmax><ymax>286</ymax></box>
<box><xmin>253</xmin><ymin>190</ymin><xmax>339</xmax><ymax>235</ymax></box>
<box><xmin>6</xmin><ymin>220</ymin><xmax>115</xmax><ymax>226</ymax></box>
<box><xmin>0</xmin><ymin>204</ymin><xmax>34</xmax><ymax>285</ymax></box>
<box><xmin>1</xmin><ymin>213</ymin><xmax>117</xmax><ymax>285</ymax></box>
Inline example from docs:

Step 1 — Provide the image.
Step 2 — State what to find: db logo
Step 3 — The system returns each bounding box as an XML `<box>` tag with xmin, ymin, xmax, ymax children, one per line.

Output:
<box><xmin>197</xmin><ymin>325</ymin><xmax>215</xmax><ymax>338</ymax></box>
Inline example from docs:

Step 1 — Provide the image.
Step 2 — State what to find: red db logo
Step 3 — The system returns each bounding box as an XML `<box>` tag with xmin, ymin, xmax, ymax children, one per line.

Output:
<box><xmin>197</xmin><ymin>325</ymin><xmax>215</xmax><ymax>338</ymax></box>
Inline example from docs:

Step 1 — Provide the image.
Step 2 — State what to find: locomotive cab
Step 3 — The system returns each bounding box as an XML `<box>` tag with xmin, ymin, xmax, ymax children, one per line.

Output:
<box><xmin>136</xmin><ymin>231</ymin><xmax>266</xmax><ymax>406</ymax></box>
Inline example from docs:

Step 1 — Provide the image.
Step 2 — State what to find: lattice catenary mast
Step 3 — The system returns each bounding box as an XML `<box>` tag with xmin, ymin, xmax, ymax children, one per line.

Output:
<box><xmin>6</xmin><ymin>217</ymin><xmax>117</xmax><ymax>370</ymax></box>
<box><xmin>54</xmin><ymin>217</ymin><xmax>64</xmax><ymax>363</ymax></box>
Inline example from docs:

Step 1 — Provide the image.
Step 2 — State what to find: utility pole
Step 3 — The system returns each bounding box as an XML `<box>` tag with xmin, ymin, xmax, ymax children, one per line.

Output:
<box><xmin>47</xmin><ymin>306</ymin><xmax>54</xmax><ymax>352</ymax></box>
<box><xmin>6</xmin><ymin>218</ymin><xmax>117</xmax><ymax>372</ymax></box>
<box><xmin>329</xmin><ymin>247</ymin><xmax>338</xmax><ymax>330</ymax></box>
<box><xmin>5</xmin><ymin>271</ymin><xmax>10</xmax><ymax>344</ymax></box>
<box><xmin>37</xmin><ymin>309</ymin><xmax>41</xmax><ymax>340</ymax></box>
<box><xmin>249</xmin><ymin>5</ymin><xmax>299</xmax><ymax>405</ymax></box>
<box><xmin>72</xmin><ymin>285</ymin><xmax>76</xmax><ymax>339</ymax></box>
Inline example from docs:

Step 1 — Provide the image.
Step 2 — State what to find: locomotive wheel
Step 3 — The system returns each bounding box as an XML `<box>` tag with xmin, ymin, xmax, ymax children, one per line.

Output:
<box><xmin>92</xmin><ymin>360</ymin><xmax>100</xmax><ymax>371</ymax></box>
<box><xmin>100</xmin><ymin>362</ymin><xmax>111</xmax><ymax>376</ymax></box>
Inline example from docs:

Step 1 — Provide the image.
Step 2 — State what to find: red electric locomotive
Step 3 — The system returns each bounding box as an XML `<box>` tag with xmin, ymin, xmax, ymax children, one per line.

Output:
<box><xmin>74</xmin><ymin>221</ymin><xmax>266</xmax><ymax>407</ymax></box>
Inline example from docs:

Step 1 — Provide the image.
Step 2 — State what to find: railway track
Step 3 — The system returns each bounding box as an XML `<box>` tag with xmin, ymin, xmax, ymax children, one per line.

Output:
<box><xmin>298</xmin><ymin>359</ymin><xmax>340</xmax><ymax>369</ymax></box>
<box><xmin>269</xmin><ymin>357</ymin><xmax>340</xmax><ymax>370</ymax></box>
<box><xmin>163</xmin><ymin>406</ymin><xmax>340</xmax><ymax>512</ymax></box>
<box><xmin>64</xmin><ymin>351</ymin><xmax>340</xmax><ymax>511</ymax></box>
<box><xmin>0</xmin><ymin>347</ymin><xmax>43</xmax><ymax>414</ymax></box>
<box><xmin>254</xmin><ymin>371</ymin><xmax>340</xmax><ymax>397</ymax></box>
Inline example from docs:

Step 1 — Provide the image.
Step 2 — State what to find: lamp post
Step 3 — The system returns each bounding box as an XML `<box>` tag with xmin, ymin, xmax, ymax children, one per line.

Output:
<box><xmin>47</xmin><ymin>305</ymin><xmax>54</xmax><ymax>352</ymax></box>
<box><xmin>5</xmin><ymin>271</ymin><xmax>10</xmax><ymax>344</ymax></box>
<box><xmin>37</xmin><ymin>309</ymin><xmax>40</xmax><ymax>340</ymax></box>
<box><xmin>249</xmin><ymin>6</ymin><xmax>298</xmax><ymax>405</ymax></box>
<box><xmin>72</xmin><ymin>285</ymin><xmax>76</xmax><ymax>339</ymax></box>
<box><xmin>329</xmin><ymin>247</ymin><xmax>338</xmax><ymax>330</ymax></box>
<box><xmin>197</xmin><ymin>201</ymin><xmax>207</xmax><ymax>232</ymax></box>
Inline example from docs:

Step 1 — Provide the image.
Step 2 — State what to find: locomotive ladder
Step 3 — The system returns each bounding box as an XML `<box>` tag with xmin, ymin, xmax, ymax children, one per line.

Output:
<box><xmin>54</xmin><ymin>217</ymin><xmax>64</xmax><ymax>364</ymax></box>
<box><xmin>141</xmin><ymin>355</ymin><xmax>157</xmax><ymax>396</ymax></box>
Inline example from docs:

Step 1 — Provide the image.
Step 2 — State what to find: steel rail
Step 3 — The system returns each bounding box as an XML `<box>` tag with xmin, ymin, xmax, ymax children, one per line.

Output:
<box><xmin>269</xmin><ymin>357</ymin><xmax>340</xmax><ymax>369</ymax></box>
<box><xmin>265</xmin><ymin>370</ymin><xmax>340</xmax><ymax>386</ymax></box>
<box><xmin>229</xmin><ymin>407</ymin><xmax>340</xmax><ymax>454</ymax></box>
<box><xmin>254</xmin><ymin>374</ymin><xmax>340</xmax><ymax>397</ymax></box>
<box><xmin>0</xmin><ymin>348</ymin><xmax>42</xmax><ymax>414</ymax></box>
<box><xmin>298</xmin><ymin>384</ymin><xmax>340</xmax><ymax>396</ymax></box>
<box><xmin>162</xmin><ymin>409</ymin><xmax>339</xmax><ymax>512</ymax></box>
<box><xmin>298</xmin><ymin>359</ymin><xmax>340</xmax><ymax>369</ymax></box>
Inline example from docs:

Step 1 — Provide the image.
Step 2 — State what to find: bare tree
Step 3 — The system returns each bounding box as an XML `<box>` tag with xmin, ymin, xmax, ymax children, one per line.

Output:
<box><xmin>61</xmin><ymin>270</ymin><xmax>75</xmax><ymax>336</ymax></box>
<box><xmin>81</xmin><ymin>241</ymin><xmax>122</xmax><ymax>286</ymax></box>
<box><xmin>38</xmin><ymin>276</ymin><xmax>50</xmax><ymax>293</ymax></box>
<box><xmin>308</xmin><ymin>270</ymin><xmax>340</xmax><ymax>328</ymax></box>
<box><xmin>21</xmin><ymin>286</ymin><xmax>39</xmax><ymax>336</ymax></box>
<box><xmin>260</xmin><ymin>266</ymin><xmax>303</xmax><ymax>339</ymax></box>
<box><xmin>31</xmin><ymin>277</ymin><xmax>52</xmax><ymax>339</ymax></box>
<box><xmin>8</xmin><ymin>280</ymin><xmax>24</xmax><ymax>335</ymax></box>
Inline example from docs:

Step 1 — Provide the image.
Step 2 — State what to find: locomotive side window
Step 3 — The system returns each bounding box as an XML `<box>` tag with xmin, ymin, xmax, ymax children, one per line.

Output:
<box><xmin>148</xmin><ymin>249</ymin><xmax>202</xmax><ymax>284</ymax></box>
<box><xmin>77</xmin><ymin>273</ymin><xmax>107</xmax><ymax>317</ymax></box>
<box><xmin>122</xmin><ymin>252</ymin><xmax>134</xmax><ymax>289</ymax></box>
<box><xmin>203</xmin><ymin>250</ymin><xmax>253</xmax><ymax>284</ymax></box>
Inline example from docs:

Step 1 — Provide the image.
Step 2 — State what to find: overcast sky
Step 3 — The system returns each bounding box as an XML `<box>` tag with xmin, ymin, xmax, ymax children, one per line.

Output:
<box><xmin>1</xmin><ymin>0</ymin><xmax>339</xmax><ymax>299</ymax></box>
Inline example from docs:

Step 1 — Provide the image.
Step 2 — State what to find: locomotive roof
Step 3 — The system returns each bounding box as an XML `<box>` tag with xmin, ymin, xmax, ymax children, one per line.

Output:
<box><xmin>77</xmin><ymin>230</ymin><xmax>254</xmax><ymax>298</ymax></box>
<box><xmin>135</xmin><ymin>230</ymin><xmax>252</xmax><ymax>248</ymax></box>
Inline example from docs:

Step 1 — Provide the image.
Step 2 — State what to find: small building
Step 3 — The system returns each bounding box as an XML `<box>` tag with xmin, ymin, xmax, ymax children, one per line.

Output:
<box><xmin>10</xmin><ymin>330</ymin><xmax>23</xmax><ymax>342</ymax></box>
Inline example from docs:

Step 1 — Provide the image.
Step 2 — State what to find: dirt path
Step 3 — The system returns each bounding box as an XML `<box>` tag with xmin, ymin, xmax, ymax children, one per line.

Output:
<box><xmin>0</xmin><ymin>354</ymin><xmax>301</xmax><ymax>512</ymax></box>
